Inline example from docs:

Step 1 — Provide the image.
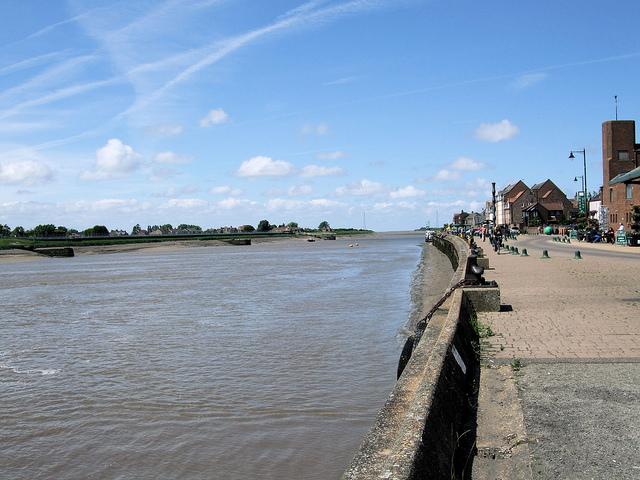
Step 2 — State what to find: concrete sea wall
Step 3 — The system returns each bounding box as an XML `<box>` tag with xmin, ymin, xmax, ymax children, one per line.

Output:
<box><xmin>342</xmin><ymin>235</ymin><xmax>482</xmax><ymax>480</ymax></box>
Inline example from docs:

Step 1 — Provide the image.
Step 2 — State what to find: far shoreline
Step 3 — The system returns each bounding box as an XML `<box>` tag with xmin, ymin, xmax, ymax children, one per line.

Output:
<box><xmin>0</xmin><ymin>230</ymin><xmax>425</xmax><ymax>262</ymax></box>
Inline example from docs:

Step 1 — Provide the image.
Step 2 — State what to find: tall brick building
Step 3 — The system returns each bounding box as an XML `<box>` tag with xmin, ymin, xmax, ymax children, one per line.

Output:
<box><xmin>602</xmin><ymin>120</ymin><xmax>640</xmax><ymax>229</ymax></box>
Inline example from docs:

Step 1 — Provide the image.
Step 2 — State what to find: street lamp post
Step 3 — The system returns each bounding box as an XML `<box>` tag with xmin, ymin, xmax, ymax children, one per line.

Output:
<box><xmin>574</xmin><ymin>175</ymin><xmax>584</xmax><ymax>196</ymax></box>
<box><xmin>569</xmin><ymin>149</ymin><xmax>587</xmax><ymax>223</ymax></box>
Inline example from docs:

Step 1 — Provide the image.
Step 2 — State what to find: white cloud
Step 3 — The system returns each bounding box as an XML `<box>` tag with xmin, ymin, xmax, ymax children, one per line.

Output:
<box><xmin>164</xmin><ymin>198</ymin><xmax>208</xmax><ymax>208</ymax></box>
<box><xmin>0</xmin><ymin>159</ymin><xmax>53</xmax><ymax>185</ymax></box>
<box><xmin>288</xmin><ymin>184</ymin><xmax>313</xmax><ymax>196</ymax></box>
<box><xmin>90</xmin><ymin>199</ymin><xmax>140</xmax><ymax>210</ymax></box>
<box><xmin>451</xmin><ymin>157</ymin><xmax>484</xmax><ymax>171</ymax></box>
<box><xmin>154</xmin><ymin>185</ymin><xmax>199</xmax><ymax>197</ymax></box>
<box><xmin>154</xmin><ymin>151</ymin><xmax>192</xmax><ymax>164</ymax></box>
<box><xmin>200</xmin><ymin>108</ymin><xmax>229</xmax><ymax>127</ymax></box>
<box><xmin>81</xmin><ymin>138</ymin><xmax>142</xmax><ymax>180</ymax></box>
<box><xmin>316</xmin><ymin>150</ymin><xmax>345</xmax><ymax>161</ymax></box>
<box><xmin>237</xmin><ymin>156</ymin><xmax>293</xmax><ymax>177</ymax></box>
<box><xmin>266</xmin><ymin>197</ymin><xmax>344</xmax><ymax>211</ymax></box>
<box><xmin>147</xmin><ymin>124</ymin><xmax>183</xmax><ymax>136</ymax></box>
<box><xmin>267</xmin><ymin>198</ymin><xmax>302</xmax><ymax>210</ymax></box>
<box><xmin>433</xmin><ymin>169</ymin><xmax>461</xmax><ymax>181</ymax></box>
<box><xmin>63</xmin><ymin>198</ymin><xmax>148</xmax><ymax>213</ymax></box>
<box><xmin>300</xmin><ymin>164</ymin><xmax>343</xmax><ymax>177</ymax></box>
<box><xmin>210</xmin><ymin>185</ymin><xmax>242</xmax><ymax>196</ymax></box>
<box><xmin>373</xmin><ymin>201</ymin><xmax>417</xmax><ymax>211</ymax></box>
<box><xmin>301</xmin><ymin>122</ymin><xmax>329</xmax><ymax>136</ymax></box>
<box><xmin>512</xmin><ymin>72</ymin><xmax>548</xmax><ymax>89</ymax></box>
<box><xmin>149</xmin><ymin>166</ymin><xmax>181</xmax><ymax>181</ymax></box>
<box><xmin>217</xmin><ymin>197</ymin><xmax>254</xmax><ymax>209</ymax></box>
<box><xmin>474</xmin><ymin>119</ymin><xmax>519</xmax><ymax>143</ymax></box>
<box><xmin>390</xmin><ymin>185</ymin><xmax>425</xmax><ymax>199</ymax></box>
<box><xmin>308</xmin><ymin>198</ymin><xmax>342</xmax><ymax>208</ymax></box>
<box><xmin>323</xmin><ymin>76</ymin><xmax>357</xmax><ymax>86</ymax></box>
<box><xmin>336</xmin><ymin>179</ymin><xmax>385</xmax><ymax>196</ymax></box>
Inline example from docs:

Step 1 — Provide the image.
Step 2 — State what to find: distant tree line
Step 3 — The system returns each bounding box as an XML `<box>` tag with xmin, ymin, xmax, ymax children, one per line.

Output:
<box><xmin>0</xmin><ymin>219</ymin><xmax>336</xmax><ymax>239</ymax></box>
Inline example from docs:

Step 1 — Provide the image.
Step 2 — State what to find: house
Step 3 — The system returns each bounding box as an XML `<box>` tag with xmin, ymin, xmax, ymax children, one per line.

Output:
<box><xmin>528</xmin><ymin>179</ymin><xmax>574</xmax><ymax>223</ymax></box>
<box><xmin>602</xmin><ymin>120</ymin><xmax>640</xmax><ymax>230</ymax></box>
<box><xmin>464</xmin><ymin>211</ymin><xmax>484</xmax><ymax>227</ymax></box>
<box><xmin>495</xmin><ymin>180</ymin><xmax>533</xmax><ymax>227</ymax></box>
<box><xmin>589</xmin><ymin>189</ymin><xmax>604</xmax><ymax>226</ymax></box>
<box><xmin>452</xmin><ymin>210</ymin><xmax>469</xmax><ymax>226</ymax></box>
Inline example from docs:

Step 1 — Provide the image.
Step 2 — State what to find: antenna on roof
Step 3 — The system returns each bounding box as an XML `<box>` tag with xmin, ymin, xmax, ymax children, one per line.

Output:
<box><xmin>615</xmin><ymin>95</ymin><xmax>618</xmax><ymax>120</ymax></box>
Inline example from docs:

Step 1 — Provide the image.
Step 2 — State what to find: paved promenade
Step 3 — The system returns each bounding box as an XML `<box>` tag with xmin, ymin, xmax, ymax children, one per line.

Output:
<box><xmin>474</xmin><ymin>235</ymin><xmax>640</xmax><ymax>479</ymax></box>
<box><xmin>479</xmin><ymin>235</ymin><xmax>640</xmax><ymax>360</ymax></box>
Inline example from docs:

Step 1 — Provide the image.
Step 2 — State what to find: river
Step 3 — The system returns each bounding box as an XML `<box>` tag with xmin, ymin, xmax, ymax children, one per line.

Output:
<box><xmin>1</xmin><ymin>233</ymin><xmax>439</xmax><ymax>479</ymax></box>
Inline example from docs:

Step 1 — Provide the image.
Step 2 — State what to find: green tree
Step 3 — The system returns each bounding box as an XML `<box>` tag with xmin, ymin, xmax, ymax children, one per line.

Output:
<box><xmin>240</xmin><ymin>224</ymin><xmax>255</xmax><ymax>232</ymax></box>
<box><xmin>11</xmin><ymin>226</ymin><xmax>25</xmax><ymax>237</ymax></box>
<box><xmin>257</xmin><ymin>219</ymin><xmax>272</xmax><ymax>232</ymax></box>
<box><xmin>132</xmin><ymin>224</ymin><xmax>142</xmax><ymax>235</ymax></box>
<box><xmin>54</xmin><ymin>226</ymin><xmax>68</xmax><ymax>237</ymax></box>
<box><xmin>33</xmin><ymin>224</ymin><xmax>57</xmax><ymax>237</ymax></box>
<box><xmin>0</xmin><ymin>224</ymin><xmax>10</xmax><ymax>237</ymax></box>
<box><xmin>177</xmin><ymin>224</ymin><xmax>202</xmax><ymax>233</ymax></box>
<box><xmin>318</xmin><ymin>220</ymin><xmax>331</xmax><ymax>231</ymax></box>
<box><xmin>84</xmin><ymin>225</ymin><xmax>109</xmax><ymax>237</ymax></box>
<box><xmin>160</xmin><ymin>224</ymin><xmax>173</xmax><ymax>234</ymax></box>
<box><xmin>287</xmin><ymin>221</ymin><xmax>299</xmax><ymax>230</ymax></box>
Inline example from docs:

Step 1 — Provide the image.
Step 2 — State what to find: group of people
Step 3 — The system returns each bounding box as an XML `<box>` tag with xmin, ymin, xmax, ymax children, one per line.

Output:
<box><xmin>478</xmin><ymin>225</ymin><xmax>511</xmax><ymax>253</ymax></box>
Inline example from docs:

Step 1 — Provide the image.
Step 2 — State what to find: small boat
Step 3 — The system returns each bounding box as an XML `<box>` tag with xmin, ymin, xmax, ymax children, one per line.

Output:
<box><xmin>307</xmin><ymin>238</ymin><xmax>316</xmax><ymax>242</ymax></box>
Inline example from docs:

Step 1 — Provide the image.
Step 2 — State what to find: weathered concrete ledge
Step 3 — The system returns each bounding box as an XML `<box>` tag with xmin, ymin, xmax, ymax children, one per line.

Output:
<box><xmin>34</xmin><ymin>247</ymin><xmax>75</xmax><ymax>257</ymax></box>
<box><xmin>342</xmin><ymin>289</ymin><xmax>480</xmax><ymax>479</ymax></box>
<box><xmin>343</xmin><ymin>234</ymin><xmax>485</xmax><ymax>479</ymax></box>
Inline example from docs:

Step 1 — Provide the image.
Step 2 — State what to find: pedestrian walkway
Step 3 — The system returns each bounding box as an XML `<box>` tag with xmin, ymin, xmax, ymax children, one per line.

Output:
<box><xmin>473</xmin><ymin>235</ymin><xmax>640</xmax><ymax>480</ymax></box>
<box><xmin>478</xmin><ymin>236</ymin><xmax>640</xmax><ymax>361</ymax></box>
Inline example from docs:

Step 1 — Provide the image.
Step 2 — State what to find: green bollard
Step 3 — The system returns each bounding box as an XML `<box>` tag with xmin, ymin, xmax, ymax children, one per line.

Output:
<box><xmin>541</xmin><ymin>249</ymin><xmax>550</xmax><ymax>259</ymax></box>
<box><xmin>574</xmin><ymin>250</ymin><xmax>582</xmax><ymax>260</ymax></box>
<box><xmin>521</xmin><ymin>248</ymin><xmax>529</xmax><ymax>256</ymax></box>
<box><xmin>514</xmin><ymin>247</ymin><xmax>519</xmax><ymax>255</ymax></box>
<box><xmin>567</xmin><ymin>238</ymin><xmax>571</xmax><ymax>244</ymax></box>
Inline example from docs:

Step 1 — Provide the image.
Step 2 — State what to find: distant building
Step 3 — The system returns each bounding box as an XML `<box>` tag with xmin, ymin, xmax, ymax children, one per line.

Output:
<box><xmin>524</xmin><ymin>179</ymin><xmax>574</xmax><ymax>224</ymax></box>
<box><xmin>589</xmin><ymin>189</ymin><xmax>604</xmax><ymax>227</ymax></box>
<box><xmin>495</xmin><ymin>180</ymin><xmax>533</xmax><ymax>227</ymax></box>
<box><xmin>452</xmin><ymin>210</ymin><xmax>469</xmax><ymax>225</ymax></box>
<box><xmin>602</xmin><ymin>120</ymin><xmax>640</xmax><ymax>230</ymax></box>
<box><xmin>109</xmin><ymin>229</ymin><xmax>128</xmax><ymax>236</ymax></box>
<box><xmin>464</xmin><ymin>211</ymin><xmax>484</xmax><ymax>227</ymax></box>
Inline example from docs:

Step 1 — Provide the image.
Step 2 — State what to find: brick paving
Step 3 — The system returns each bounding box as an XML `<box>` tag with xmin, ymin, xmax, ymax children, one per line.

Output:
<box><xmin>477</xmin><ymin>235</ymin><xmax>640</xmax><ymax>361</ymax></box>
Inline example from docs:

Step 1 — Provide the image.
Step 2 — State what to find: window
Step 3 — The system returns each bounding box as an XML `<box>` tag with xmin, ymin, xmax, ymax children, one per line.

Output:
<box><xmin>626</xmin><ymin>184</ymin><xmax>633</xmax><ymax>199</ymax></box>
<box><xmin>618</xmin><ymin>150</ymin><xmax>630</xmax><ymax>161</ymax></box>
<box><xmin>609</xmin><ymin>188</ymin><xmax>614</xmax><ymax>202</ymax></box>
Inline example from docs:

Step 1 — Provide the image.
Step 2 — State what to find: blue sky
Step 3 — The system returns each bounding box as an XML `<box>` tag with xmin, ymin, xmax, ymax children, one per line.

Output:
<box><xmin>1</xmin><ymin>0</ymin><xmax>640</xmax><ymax>231</ymax></box>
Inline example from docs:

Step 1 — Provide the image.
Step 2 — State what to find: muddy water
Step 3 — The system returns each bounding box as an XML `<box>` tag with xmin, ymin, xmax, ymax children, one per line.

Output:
<box><xmin>1</xmin><ymin>233</ymin><xmax>445</xmax><ymax>479</ymax></box>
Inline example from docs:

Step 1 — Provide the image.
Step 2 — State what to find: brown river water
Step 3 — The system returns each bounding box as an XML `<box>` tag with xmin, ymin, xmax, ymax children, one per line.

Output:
<box><xmin>1</xmin><ymin>233</ymin><xmax>443</xmax><ymax>479</ymax></box>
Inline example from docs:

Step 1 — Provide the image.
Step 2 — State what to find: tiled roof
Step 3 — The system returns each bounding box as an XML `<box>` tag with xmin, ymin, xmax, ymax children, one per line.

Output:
<box><xmin>540</xmin><ymin>201</ymin><xmax>564</xmax><ymax>211</ymax></box>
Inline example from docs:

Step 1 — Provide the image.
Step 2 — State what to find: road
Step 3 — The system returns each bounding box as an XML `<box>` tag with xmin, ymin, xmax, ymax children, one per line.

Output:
<box><xmin>501</xmin><ymin>234</ymin><xmax>640</xmax><ymax>261</ymax></box>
